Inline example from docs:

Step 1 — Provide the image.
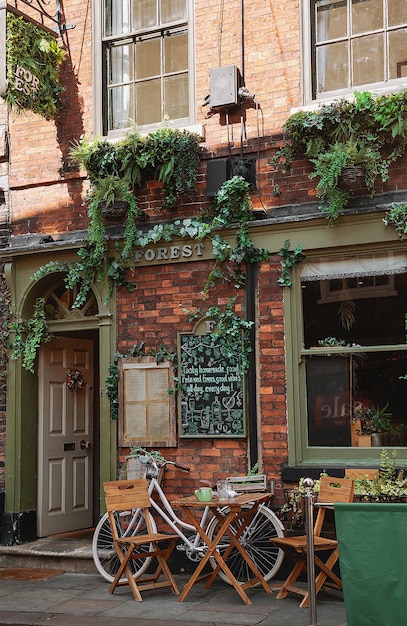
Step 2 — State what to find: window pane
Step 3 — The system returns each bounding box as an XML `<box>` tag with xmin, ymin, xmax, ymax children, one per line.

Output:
<box><xmin>109</xmin><ymin>85</ymin><xmax>133</xmax><ymax>130</ymax></box>
<box><xmin>161</xmin><ymin>0</ymin><xmax>187</xmax><ymax>23</ymax></box>
<box><xmin>133</xmin><ymin>0</ymin><xmax>157</xmax><ymax>30</ymax></box>
<box><xmin>352</xmin><ymin>33</ymin><xmax>384</xmax><ymax>85</ymax></box>
<box><xmin>105</xmin><ymin>0</ymin><xmax>131</xmax><ymax>36</ymax></box>
<box><xmin>316</xmin><ymin>0</ymin><xmax>347</xmax><ymax>43</ymax></box>
<box><xmin>109</xmin><ymin>44</ymin><xmax>133</xmax><ymax>84</ymax></box>
<box><xmin>164</xmin><ymin>73</ymin><xmax>189</xmax><ymax>119</ymax></box>
<box><xmin>352</xmin><ymin>0</ymin><xmax>382</xmax><ymax>35</ymax></box>
<box><xmin>317</xmin><ymin>42</ymin><xmax>348</xmax><ymax>92</ymax></box>
<box><xmin>307</xmin><ymin>356</ymin><xmax>351</xmax><ymax>446</ymax></box>
<box><xmin>136</xmin><ymin>38</ymin><xmax>161</xmax><ymax>79</ymax></box>
<box><xmin>306</xmin><ymin>352</ymin><xmax>407</xmax><ymax>447</ymax></box>
<box><xmin>302</xmin><ymin>273</ymin><xmax>407</xmax><ymax>348</ymax></box>
<box><xmin>388</xmin><ymin>0</ymin><xmax>407</xmax><ymax>26</ymax></box>
<box><xmin>164</xmin><ymin>31</ymin><xmax>188</xmax><ymax>72</ymax></box>
<box><xmin>136</xmin><ymin>79</ymin><xmax>161</xmax><ymax>125</ymax></box>
<box><xmin>389</xmin><ymin>29</ymin><xmax>407</xmax><ymax>79</ymax></box>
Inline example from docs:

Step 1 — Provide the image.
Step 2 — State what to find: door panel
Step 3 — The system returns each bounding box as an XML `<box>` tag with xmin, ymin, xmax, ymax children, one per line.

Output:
<box><xmin>38</xmin><ymin>337</ymin><xmax>94</xmax><ymax>536</ymax></box>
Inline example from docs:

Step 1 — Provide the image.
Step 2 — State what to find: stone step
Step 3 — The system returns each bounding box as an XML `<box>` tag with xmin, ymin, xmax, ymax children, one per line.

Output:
<box><xmin>0</xmin><ymin>529</ymin><xmax>98</xmax><ymax>575</ymax></box>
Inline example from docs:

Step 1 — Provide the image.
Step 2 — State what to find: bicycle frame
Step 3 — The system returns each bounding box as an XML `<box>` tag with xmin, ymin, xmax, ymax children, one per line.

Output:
<box><xmin>122</xmin><ymin>474</ymin><xmax>211</xmax><ymax>557</ymax></box>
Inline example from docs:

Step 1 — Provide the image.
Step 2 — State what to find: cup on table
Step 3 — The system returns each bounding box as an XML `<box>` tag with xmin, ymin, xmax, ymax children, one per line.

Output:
<box><xmin>217</xmin><ymin>480</ymin><xmax>229</xmax><ymax>500</ymax></box>
<box><xmin>195</xmin><ymin>487</ymin><xmax>213</xmax><ymax>502</ymax></box>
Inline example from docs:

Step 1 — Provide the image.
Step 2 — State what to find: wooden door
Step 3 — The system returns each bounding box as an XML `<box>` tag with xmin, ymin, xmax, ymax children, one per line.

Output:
<box><xmin>37</xmin><ymin>337</ymin><xmax>94</xmax><ymax>536</ymax></box>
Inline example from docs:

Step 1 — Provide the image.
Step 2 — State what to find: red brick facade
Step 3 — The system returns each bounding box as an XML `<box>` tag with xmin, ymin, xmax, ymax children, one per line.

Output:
<box><xmin>1</xmin><ymin>0</ymin><xmax>407</xmax><ymax>536</ymax></box>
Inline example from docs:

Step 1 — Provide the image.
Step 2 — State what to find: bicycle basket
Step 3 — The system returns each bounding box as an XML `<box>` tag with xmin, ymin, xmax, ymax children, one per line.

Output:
<box><xmin>126</xmin><ymin>455</ymin><xmax>165</xmax><ymax>483</ymax></box>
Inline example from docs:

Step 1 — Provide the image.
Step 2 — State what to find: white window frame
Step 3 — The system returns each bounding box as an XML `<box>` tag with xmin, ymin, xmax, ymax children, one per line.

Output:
<box><xmin>301</xmin><ymin>0</ymin><xmax>407</xmax><ymax>106</ymax></box>
<box><xmin>92</xmin><ymin>1</ymin><xmax>196</xmax><ymax>138</ymax></box>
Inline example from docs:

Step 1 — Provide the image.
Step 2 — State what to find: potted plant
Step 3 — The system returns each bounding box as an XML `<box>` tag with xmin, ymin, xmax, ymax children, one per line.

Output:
<box><xmin>309</xmin><ymin>140</ymin><xmax>383</xmax><ymax>223</ymax></box>
<box><xmin>353</xmin><ymin>450</ymin><xmax>407</xmax><ymax>502</ymax></box>
<box><xmin>88</xmin><ymin>175</ymin><xmax>138</xmax><ymax>222</ymax></box>
<box><xmin>351</xmin><ymin>402</ymin><xmax>406</xmax><ymax>446</ymax></box>
<box><xmin>274</xmin><ymin>89</ymin><xmax>407</xmax><ymax>224</ymax></box>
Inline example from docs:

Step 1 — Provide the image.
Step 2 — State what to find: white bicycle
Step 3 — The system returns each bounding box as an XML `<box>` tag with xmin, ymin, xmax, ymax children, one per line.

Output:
<box><xmin>92</xmin><ymin>452</ymin><xmax>285</xmax><ymax>585</ymax></box>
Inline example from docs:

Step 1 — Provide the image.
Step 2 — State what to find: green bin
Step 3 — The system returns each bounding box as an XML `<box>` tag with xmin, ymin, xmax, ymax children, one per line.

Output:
<box><xmin>335</xmin><ymin>502</ymin><xmax>407</xmax><ymax>626</ymax></box>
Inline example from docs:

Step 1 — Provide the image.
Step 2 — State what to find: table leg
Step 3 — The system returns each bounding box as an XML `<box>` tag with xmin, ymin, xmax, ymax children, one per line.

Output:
<box><xmin>177</xmin><ymin>507</ymin><xmax>254</xmax><ymax>605</ymax></box>
<box><xmin>205</xmin><ymin>506</ymin><xmax>272</xmax><ymax>595</ymax></box>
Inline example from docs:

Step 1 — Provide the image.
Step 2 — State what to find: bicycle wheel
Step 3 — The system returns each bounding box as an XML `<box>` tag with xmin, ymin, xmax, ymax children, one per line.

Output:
<box><xmin>206</xmin><ymin>504</ymin><xmax>284</xmax><ymax>584</ymax></box>
<box><xmin>92</xmin><ymin>510</ymin><xmax>155</xmax><ymax>583</ymax></box>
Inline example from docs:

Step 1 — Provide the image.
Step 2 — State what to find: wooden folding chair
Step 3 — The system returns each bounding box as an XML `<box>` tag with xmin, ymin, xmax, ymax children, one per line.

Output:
<box><xmin>271</xmin><ymin>475</ymin><xmax>354</xmax><ymax>608</ymax></box>
<box><xmin>104</xmin><ymin>479</ymin><xmax>180</xmax><ymax>602</ymax></box>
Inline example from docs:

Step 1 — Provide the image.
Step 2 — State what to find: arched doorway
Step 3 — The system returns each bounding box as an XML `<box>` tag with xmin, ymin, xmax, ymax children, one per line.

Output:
<box><xmin>4</xmin><ymin>258</ymin><xmax>117</xmax><ymax>542</ymax></box>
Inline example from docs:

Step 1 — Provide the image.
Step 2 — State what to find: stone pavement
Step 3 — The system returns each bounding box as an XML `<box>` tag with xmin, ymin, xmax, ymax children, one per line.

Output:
<box><xmin>0</xmin><ymin>571</ymin><xmax>347</xmax><ymax>626</ymax></box>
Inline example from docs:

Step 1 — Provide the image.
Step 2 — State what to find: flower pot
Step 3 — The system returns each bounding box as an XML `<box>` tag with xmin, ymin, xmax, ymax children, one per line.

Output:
<box><xmin>99</xmin><ymin>200</ymin><xmax>129</xmax><ymax>222</ymax></box>
<box><xmin>338</xmin><ymin>165</ymin><xmax>366</xmax><ymax>190</ymax></box>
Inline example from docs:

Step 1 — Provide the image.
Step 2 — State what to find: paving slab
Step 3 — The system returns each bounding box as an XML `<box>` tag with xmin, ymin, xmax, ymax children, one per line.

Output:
<box><xmin>0</xmin><ymin>571</ymin><xmax>348</xmax><ymax>626</ymax></box>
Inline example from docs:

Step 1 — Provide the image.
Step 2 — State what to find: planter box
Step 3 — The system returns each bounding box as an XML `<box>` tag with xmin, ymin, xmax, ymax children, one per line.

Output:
<box><xmin>226</xmin><ymin>474</ymin><xmax>275</xmax><ymax>495</ymax></box>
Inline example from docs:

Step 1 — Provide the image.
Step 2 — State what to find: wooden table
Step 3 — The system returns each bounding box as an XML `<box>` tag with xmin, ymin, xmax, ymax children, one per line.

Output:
<box><xmin>172</xmin><ymin>492</ymin><xmax>273</xmax><ymax>605</ymax></box>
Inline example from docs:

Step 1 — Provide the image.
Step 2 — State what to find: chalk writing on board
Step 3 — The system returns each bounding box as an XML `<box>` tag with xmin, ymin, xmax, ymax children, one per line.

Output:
<box><xmin>179</xmin><ymin>333</ymin><xmax>245</xmax><ymax>437</ymax></box>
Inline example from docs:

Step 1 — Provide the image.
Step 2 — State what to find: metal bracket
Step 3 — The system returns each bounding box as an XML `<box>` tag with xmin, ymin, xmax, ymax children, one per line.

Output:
<box><xmin>8</xmin><ymin>0</ymin><xmax>76</xmax><ymax>35</ymax></box>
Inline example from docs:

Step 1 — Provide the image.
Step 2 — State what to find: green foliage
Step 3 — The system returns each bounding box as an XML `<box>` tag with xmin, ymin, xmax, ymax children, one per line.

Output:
<box><xmin>278</xmin><ymin>240</ymin><xmax>305</xmax><ymax>287</ymax></box>
<box><xmin>353</xmin><ymin>450</ymin><xmax>407</xmax><ymax>500</ymax></box>
<box><xmin>70</xmin><ymin>126</ymin><xmax>201</xmax><ymax>210</ymax></box>
<box><xmin>6</xmin><ymin>13</ymin><xmax>66</xmax><ymax>119</ymax></box>
<box><xmin>383</xmin><ymin>202</ymin><xmax>407</xmax><ymax>240</ymax></box>
<box><xmin>10</xmin><ymin>298</ymin><xmax>53</xmax><ymax>373</ymax></box>
<box><xmin>274</xmin><ymin>90</ymin><xmax>407</xmax><ymax>222</ymax></box>
<box><xmin>186</xmin><ymin>297</ymin><xmax>254</xmax><ymax>375</ymax></box>
<box><xmin>353</xmin><ymin>402</ymin><xmax>396</xmax><ymax>434</ymax></box>
<box><xmin>201</xmin><ymin>176</ymin><xmax>270</xmax><ymax>293</ymax></box>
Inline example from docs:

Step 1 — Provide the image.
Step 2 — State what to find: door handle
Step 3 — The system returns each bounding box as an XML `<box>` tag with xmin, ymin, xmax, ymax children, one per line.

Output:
<box><xmin>80</xmin><ymin>440</ymin><xmax>91</xmax><ymax>450</ymax></box>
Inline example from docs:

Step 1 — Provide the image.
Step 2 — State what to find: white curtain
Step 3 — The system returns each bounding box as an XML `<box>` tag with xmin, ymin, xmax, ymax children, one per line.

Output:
<box><xmin>301</xmin><ymin>252</ymin><xmax>407</xmax><ymax>281</ymax></box>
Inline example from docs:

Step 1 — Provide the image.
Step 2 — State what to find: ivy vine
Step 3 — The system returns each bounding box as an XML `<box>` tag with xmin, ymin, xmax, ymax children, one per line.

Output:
<box><xmin>9</xmin><ymin>298</ymin><xmax>53</xmax><ymax>373</ymax></box>
<box><xmin>278</xmin><ymin>239</ymin><xmax>306</xmax><ymax>287</ymax></box>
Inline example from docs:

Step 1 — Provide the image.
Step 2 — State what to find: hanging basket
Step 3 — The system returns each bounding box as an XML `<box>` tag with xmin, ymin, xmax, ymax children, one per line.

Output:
<box><xmin>99</xmin><ymin>200</ymin><xmax>129</xmax><ymax>222</ymax></box>
<box><xmin>338</xmin><ymin>165</ymin><xmax>366</xmax><ymax>190</ymax></box>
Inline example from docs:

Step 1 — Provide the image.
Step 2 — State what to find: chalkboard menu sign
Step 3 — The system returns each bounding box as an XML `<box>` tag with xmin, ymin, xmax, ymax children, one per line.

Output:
<box><xmin>179</xmin><ymin>332</ymin><xmax>246</xmax><ymax>437</ymax></box>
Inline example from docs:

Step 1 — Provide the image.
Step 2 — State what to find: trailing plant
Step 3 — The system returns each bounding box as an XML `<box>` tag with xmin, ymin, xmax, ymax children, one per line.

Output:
<box><xmin>274</xmin><ymin>90</ymin><xmax>407</xmax><ymax>223</ymax></box>
<box><xmin>383</xmin><ymin>202</ymin><xmax>407</xmax><ymax>240</ymax></box>
<box><xmin>278</xmin><ymin>239</ymin><xmax>305</xmax><ymax>287</ymax></box>
<box><xmin>30</xmin><ymin>177</ymin><xmax>269</xmax><ymax>375</ymax></box>
<box><xmin>70</xmin><ymin>126</ymin><xmax>201</xmax><ymax>210</ymax></box>
<box><xmin>200</xmin><ymin>176</ymin><xmax>270</xmax><ymax>293</ymax></box>
<box><xmin>184</xmin><ymin>297</ymin><xmax>254</xmax><ymax>374</ymax></box>
<box><xmin>9</xmin><ymin>298</ymin><xmax>53</xmax><ymax>373</ymax></box>
<box><xmin>6</xmin><ymin>13</ymin><xmax>66</xmax><ymax>119</ymax></box>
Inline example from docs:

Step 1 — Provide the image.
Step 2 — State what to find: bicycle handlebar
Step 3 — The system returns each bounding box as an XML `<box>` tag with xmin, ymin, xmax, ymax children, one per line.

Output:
<box><xmin>173</xmin><ymin>462</ymin><xmax>190</xmax><ymax>472</ymax></box>
<box><xmin>138</xmin><ymin>452</ymin><xmax>190</xmax><ymax>473</ymax></box>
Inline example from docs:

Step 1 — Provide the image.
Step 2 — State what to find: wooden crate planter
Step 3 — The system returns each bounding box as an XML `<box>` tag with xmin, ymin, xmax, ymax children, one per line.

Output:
<box><xmin>350</xmin><ymin>418</ymin><xmax>372</xmax><ymax>447</ymax></box>
<box><xmin>226</xmin><ymin>474</ymin><xmax>275</xmax><ymax>495</ymax></box>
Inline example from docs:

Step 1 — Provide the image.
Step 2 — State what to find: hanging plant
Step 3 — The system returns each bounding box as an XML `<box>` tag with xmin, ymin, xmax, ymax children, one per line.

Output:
<box><xmin>6</xmin><ymin>13</ymin><xmax>66</xmax><ymax>120</ymax></box>
<box><xmin>70</xmin><ymin>126</ymin><xmax>201</xmax><ymax>210</ymax></box>
<box><xmin>9</xmin><ymin>297</ymin><xmax>53</xmax><ymax>373</ymax></box>
<box><xmin>274</xmin><ymin>90</ymin><xmax>407</xmax><ymax>223</ymax></box>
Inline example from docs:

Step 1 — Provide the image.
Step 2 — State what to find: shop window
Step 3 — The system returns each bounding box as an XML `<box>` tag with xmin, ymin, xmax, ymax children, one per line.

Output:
<box><xmin>305</xmin><ymin>0</ymin><xmax>407</xmax><ymax>102</ymax></box>
<box><xmin>300</xmin><ymin>252</ymin><xmax>407</xmax><ymax>448</ymax></box>
<box><xmin>100</xmin><ymin>0</ymin><xmax>193</xmax><ymax>135</ymax></box>
<box><xmin>118</xmin><ymin>357</ymin><xmax>176</xmax><ymax>447</ymax></box>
